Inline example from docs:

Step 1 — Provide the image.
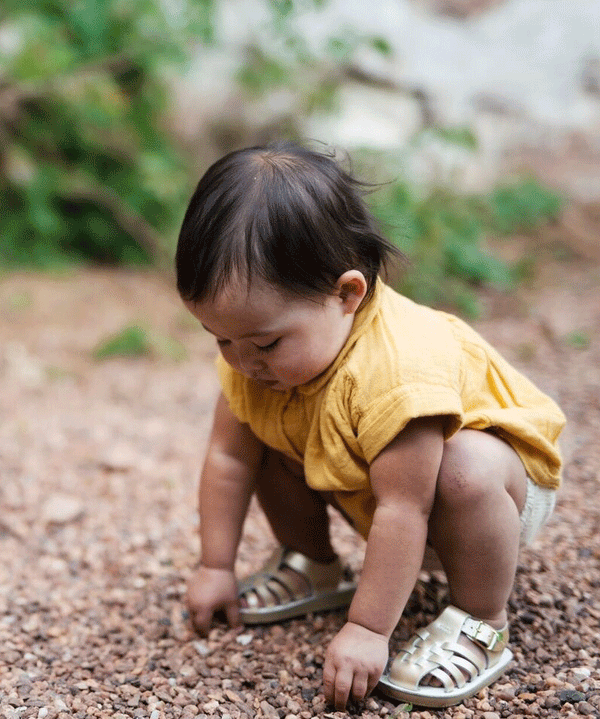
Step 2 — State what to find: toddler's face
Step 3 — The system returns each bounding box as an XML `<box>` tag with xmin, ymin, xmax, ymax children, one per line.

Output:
<box><xmin>185</xmin><ymin>279</ymin><xmax>356</xmax><ymax>391</ymax></box>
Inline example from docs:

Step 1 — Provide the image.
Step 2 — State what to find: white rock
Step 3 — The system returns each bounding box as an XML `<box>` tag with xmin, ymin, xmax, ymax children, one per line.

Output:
<box><xmin>572</xmin><ymin>666</ymin><xmax>592</xmax><ymax>681</ymax></box>
<box><xmin>41</xmin><ymin>494</ymin><xmax>84</xmax><ymax>524</ymax></box>
<box><xmin>236</xmin><ymin>633</ymin><xmax>253</xmax><ymax>645</ymax></box>
<box><xmin>193</xmin><ymin>639</ymin><xmax>210</xmax><ymax>656</ymax></box>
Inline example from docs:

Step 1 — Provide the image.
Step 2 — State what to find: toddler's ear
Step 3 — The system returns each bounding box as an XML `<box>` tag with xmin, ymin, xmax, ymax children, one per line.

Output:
<box><xmin>335</xmin><ymin>271</ymin><xmax>368</xmax><ymax>314</ymax></box>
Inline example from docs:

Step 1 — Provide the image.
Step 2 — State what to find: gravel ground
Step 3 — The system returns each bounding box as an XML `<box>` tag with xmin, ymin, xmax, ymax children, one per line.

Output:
<box><xmin>1</xmin><ymin>242</ymin><xmax>599</xmax><ymax>719</ymax></box>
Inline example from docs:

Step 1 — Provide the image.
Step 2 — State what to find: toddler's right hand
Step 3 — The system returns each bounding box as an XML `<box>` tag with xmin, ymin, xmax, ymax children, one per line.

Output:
<box><xmin>186</xmin><ymin>565</ymin><xmax>240</xmax><ymax>635</ymax></box>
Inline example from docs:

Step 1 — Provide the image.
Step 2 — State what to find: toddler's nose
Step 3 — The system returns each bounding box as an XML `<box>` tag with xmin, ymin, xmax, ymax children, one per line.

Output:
<box><xmin>236</xmin><ymin>346</ymin><xmax>266</xmax><ymax>376</ymax></box>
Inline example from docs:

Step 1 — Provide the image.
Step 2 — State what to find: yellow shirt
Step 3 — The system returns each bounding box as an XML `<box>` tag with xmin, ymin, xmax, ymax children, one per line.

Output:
<box><xmin>217</xmin><ymin>281</ymin><xmax>566</xmax><ymax>539</ymax></box>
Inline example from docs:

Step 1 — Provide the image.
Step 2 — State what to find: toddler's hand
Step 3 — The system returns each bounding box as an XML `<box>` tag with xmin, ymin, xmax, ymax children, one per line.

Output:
<box><xmin>185</xmin><ymin>565</ymin><xmax>240</xmax><ymax>636</ymax></box>
<box><xmin>322</xmin><ymin>621</ymin><xmax>389</xmax><ymax>710</ymax></box>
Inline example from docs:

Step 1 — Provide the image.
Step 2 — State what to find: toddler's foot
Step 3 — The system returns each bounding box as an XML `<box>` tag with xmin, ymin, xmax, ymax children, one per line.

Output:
<box><xmin>378</xmin><ymin>605</ymin><xmax>512</xmax><ymax>708</ymax></box>
<box><xmin>238</xmin><ymin>546</ymin><xmax>356</xmax><ymax>624</ymax></box>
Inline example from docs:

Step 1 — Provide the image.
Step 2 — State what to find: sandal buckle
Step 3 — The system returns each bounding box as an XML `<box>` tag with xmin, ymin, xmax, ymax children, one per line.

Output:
<box><xmin>463</xmin><ymin>618</ymin><xmax>504</xmax><ymax>651</ymax></box>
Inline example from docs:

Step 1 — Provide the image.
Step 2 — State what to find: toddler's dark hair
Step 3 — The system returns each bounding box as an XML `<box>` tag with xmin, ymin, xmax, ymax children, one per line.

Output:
<box><xmin>176</xmin><ymin>142</ymin><xmax>405</xmax><ymax>304</ymax></box>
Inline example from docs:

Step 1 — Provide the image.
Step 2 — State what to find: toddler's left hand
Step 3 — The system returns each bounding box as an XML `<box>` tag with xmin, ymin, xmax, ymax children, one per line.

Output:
<box><xmin>322</xmin><ymin>621</ymin><xmax>389</xmax><ymax>710</ymax></box>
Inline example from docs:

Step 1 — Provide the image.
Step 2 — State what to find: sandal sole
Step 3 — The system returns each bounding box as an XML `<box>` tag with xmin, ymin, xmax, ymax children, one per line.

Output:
<box><xmin>239</xmin><ymin>582</ymin><xmax>356</xmax><ymax>624</ymax></box>
<box><xmin>377</xmin><ymin>647</ymin><xmax>513</xmax><ymax>708</ymax></box>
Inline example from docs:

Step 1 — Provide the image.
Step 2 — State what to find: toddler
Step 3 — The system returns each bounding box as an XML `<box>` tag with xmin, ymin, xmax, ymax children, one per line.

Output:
<box><xmin>176</xmin><ymin>142</ymin><xmax>565</xmax><ymax>709</ymax></box>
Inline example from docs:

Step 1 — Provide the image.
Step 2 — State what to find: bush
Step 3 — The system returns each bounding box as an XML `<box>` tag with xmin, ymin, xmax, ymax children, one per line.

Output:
<box><xmin>0</xmin><ymin>0</ymin><xmax>213</xmax><ymax>268</ymax></box>
<box><xmin>368</xmin><ymin>177</ymin><xmax>564</xmax><ymax>315</ymax></box>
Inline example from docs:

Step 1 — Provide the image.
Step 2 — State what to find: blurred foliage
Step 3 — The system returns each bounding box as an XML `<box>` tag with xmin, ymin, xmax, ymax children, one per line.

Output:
<box><xmin>0</xmin><ymin>0</ymin><xmax>213</xmax><ymax>268</ymax></box>
<box><xmin>236</xmin><ymin>1</ymin><xmax>393</xmax><ymax>116</ymax></box>
<box><xmin>93</xmin><ymin>323</ymin><xmax>186</xmax><ymax>360</ymax></box>
<box><xmin>0</xmin><ymin>0</ymin><xmax>566</xmax><ymax>315</ymax></box>
<box><xmin>369</xmin><ymin>177</ymin><xmax>564</xmax><ymax>316</ymax></box>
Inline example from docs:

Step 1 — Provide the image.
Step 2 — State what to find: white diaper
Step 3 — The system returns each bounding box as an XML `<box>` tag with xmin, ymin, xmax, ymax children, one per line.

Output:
<box><xmin>519</xmin><ymin>476</ymin><xmax>557</xmax><ymax>546</ymax></box>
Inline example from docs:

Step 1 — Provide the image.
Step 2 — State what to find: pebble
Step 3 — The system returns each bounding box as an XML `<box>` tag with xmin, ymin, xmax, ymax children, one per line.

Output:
<box><xmin>559</xmin><ymin>689</ymin><xmax>586</xmax><ymax>703</ymax></box>
<box><xmin>236</xmin><ymin>633</ymin><xmax>253</xmax><ymax>646</ymax></box>
<box><xmin>577</xmin><ymin>701</ymin><xmax>597</xmax><ymax>715</ymax></box>
<box><xmin>193</xmin><ymin>640</ymin><xmax>210</xmax><ymax>656</ymax></box>
<box><xmin>571</xmin><ymin>667</ymin><xmax>592</xmax><ymax>681</ymax></box>
<box><xmin>41</xmin><ymin>494</ymin><xmax>84</xmax><ymax>524</ymax></box>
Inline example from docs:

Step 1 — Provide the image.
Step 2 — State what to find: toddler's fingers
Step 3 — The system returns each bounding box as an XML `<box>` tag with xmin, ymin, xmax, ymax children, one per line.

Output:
<box><xmin>333</xmin><ymin>669</ymin><xmax>354</xmax><ymax>711</ymax></box>
<box><xmin>351</xmin><ymin>671</ymin><xmax>369</xmax><ymax>703</ymax></box>
<box><xmin>225</xmin><ymin>600</ymin><xmax>241</xmax><ymax>628</ymax></box>
<box><xmin>366</xmin><ymin>667</ymin><xmax>382</xmax><ymax>698</ymax></box>
<box><xmin>190</xmin><ymin>606</ymin><xmax>213</xmax><ymax>636</ymax></box>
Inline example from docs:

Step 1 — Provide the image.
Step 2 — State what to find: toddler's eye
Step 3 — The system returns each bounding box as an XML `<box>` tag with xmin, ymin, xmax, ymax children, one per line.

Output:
<box><xmin>255</xmin><ymin>338</ymin><xmax>280</xmax><ymax>352</ymax></box>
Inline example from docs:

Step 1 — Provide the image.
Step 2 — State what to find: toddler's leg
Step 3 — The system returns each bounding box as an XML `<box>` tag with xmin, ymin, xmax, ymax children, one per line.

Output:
<box><xmin>238</xmin><ymin>448</ymin><xmax>356</xmax><ymax>620</ymax></box>
<box><xmin>254</xmin><ymin>448</ymin><xmax>336</xmax><ymax>563</ymax></box>
<box><xmin>427</xmin><ymin>429</ymin><xmax>528</xmax><ymax>627</ymax></box>
<box><xmin>379</xmin><ymin>429</ymin><xmax>529</xmax><ymax>706</ymax></box>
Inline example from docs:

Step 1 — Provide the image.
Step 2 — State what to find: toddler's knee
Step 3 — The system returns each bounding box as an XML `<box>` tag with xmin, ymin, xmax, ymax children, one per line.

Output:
<box><xmin>436</xmin><ymin>430</ymin><xmax>496</xmax><ymax>508</ymax></box>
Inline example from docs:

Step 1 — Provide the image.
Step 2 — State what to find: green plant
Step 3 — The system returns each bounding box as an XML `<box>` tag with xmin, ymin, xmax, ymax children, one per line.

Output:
<box><xmin>236</xmin><ymin>1</ymin><xmax>393</xmax><ymax>118</ymax></box>
<box><xmin>368</xmin><ymin>176</ymin><xmax>563</xmax><ymax>315</ymax></box>
<box><xmin>93</xmin><ymin>324</ymin><xmax>186</xmax><ymax>361</ymax></box>
<box><xmin>565</xmin><ymin>330</ymin><xmax>591</xmax><ymax>351</ymax></box>
<box><xmin>487</xmin><ymin>178</ymin><xmax>563</xmax><ymax>235</ymax></box>
<box><xmin>0</xmin><ymin>0</ymin><xmax>213</xmax><ymax>269</ymax></box>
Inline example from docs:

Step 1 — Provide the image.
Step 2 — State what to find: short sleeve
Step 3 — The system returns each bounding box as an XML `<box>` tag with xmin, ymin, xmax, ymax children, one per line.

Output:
<box><xmin>356</xmin><ymin>383</ymin><xmax>464</xmax><ymax>464</ymax></box>
<box><xmin>216</xmin><ymin>354</ymin><xmax>249</xmax><ymax>423</ymax></box>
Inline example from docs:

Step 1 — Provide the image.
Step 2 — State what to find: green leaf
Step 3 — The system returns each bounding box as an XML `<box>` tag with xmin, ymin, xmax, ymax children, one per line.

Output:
<box><xmin>369</xmin><ymin>35</ymin><xmax>393</xmax><ymax>58</ymax></box>
<box><xmin>93</xmin><ymin>325</ymin><xmax>152</xmax><ymax>359</ymax></box>
<box><xmin>92</xmin><ymin>325</ymin><xmax>187</xmax><ymax>360</ymax></box>
<box><xmin>565</xmin><ymin>330</ymin><xmax>590</xmax><ymax>350</ymax></box>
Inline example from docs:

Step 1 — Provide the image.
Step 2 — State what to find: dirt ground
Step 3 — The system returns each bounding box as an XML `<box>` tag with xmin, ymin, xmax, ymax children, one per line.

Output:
<box><xmin>1</xmin><ymin>231</ymin><xmax>599</xmax><ymax>719</ymax></box>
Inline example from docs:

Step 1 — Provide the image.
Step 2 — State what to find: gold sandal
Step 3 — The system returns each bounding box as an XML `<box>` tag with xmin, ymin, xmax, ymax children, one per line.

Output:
<box><xmin>378</xmin><ymin>605</ymin><xmax>513</xmax><ymax>708</ymax></box>
<box><xmin>238</xmin><ymin>546</ymin><xmax>356</xmax><ymax>624</ymax></box>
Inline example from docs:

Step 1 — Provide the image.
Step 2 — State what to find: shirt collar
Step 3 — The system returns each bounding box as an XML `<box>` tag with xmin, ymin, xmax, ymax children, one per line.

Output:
<box><xmin>294</xmin><ymin>279</ymin><xmax>383</xmax><ymax>396</ymax></box>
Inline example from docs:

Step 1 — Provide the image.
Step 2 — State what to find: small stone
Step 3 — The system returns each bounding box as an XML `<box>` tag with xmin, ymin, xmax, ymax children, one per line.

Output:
<box><xmin>545</xmin><ymin>695</ymin><xmax>561</xmax><ymax>708</ymax></box>
<box><xmin>41</xmin><ymin>494</ymin><xmax>84</xmax><ymax>524</ymax></box>
<box><xmin>571</xmin><ymin>667</ymin><xmax>592</xmax><ymax>681</ymax></box>
<box><xmin>236</xmin><ymin>633</ymin><xmax>253</xmax><ymax>645</ymax></box>
<box><xmin>517</xmin><ymin>692</ymin><xmax>536</xmax><ymax>702</ymax></box>
<box><xmin>577</xmin><ymin>701</ymin><xmax>596</xmax><ymax>715</ymax></box>
<box><xmin>495</xmin><ymin>683</ymin><xmax>516</xmax><ymax>700</ymax></box>
<box><xmin>202</xmin><ymin>699</ymin><xmax>219</xmax><ymax>714</ymax></box>
<box><xmin>482</xmin><ymin>713</ymin><xmax>500</xmax><ymax>719</ymax></box>
<box><xmin>193</xmin><ymin>640</ymin><xmax>210</xmax><ymax>656</ymax></box>
<box><xmin>568</xmin><ymin>634</ymin><xmax>583</xmax><ymax>650</ymax></box>
<box><xmin>559</xmin><ymin>690</ymin><xmax>586</xmax><ymax>704</ymax></box>
<box><xmin>260</xmin><ymin>700</ymin><xmax>278</xmax><ymax>717</ymax></box>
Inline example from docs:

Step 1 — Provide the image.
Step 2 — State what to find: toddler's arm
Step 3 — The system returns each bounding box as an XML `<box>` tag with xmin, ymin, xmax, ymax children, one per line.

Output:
<box><xmin>323</xmin><ymin>416</ymin><xmax>445</xmax><ymax>709</ymax></box>
<box><xmin>186</xmin><ymin>393</ymin><xmax>265</xmax><ymax>634</ymax></box>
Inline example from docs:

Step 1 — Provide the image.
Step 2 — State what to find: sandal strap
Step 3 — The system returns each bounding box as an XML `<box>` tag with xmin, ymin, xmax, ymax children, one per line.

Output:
<box><xmin>281</xmin><ymin>549</ymin><xmax>344</xmax><ymax>591</ymax></box>
<box><xmin>239</xmin><ymin>546</ymin><xmax>345</xmax><ymax>609</ymax></box>
<box><xmin>462</xmin><ymin>616</ymin><xmax>508</xmax><ymax>652</ymax></box>
<box><xmin>388</xmin><ymin>606</ymin><xmax>510</xmax><ymax>692</ymax></box>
